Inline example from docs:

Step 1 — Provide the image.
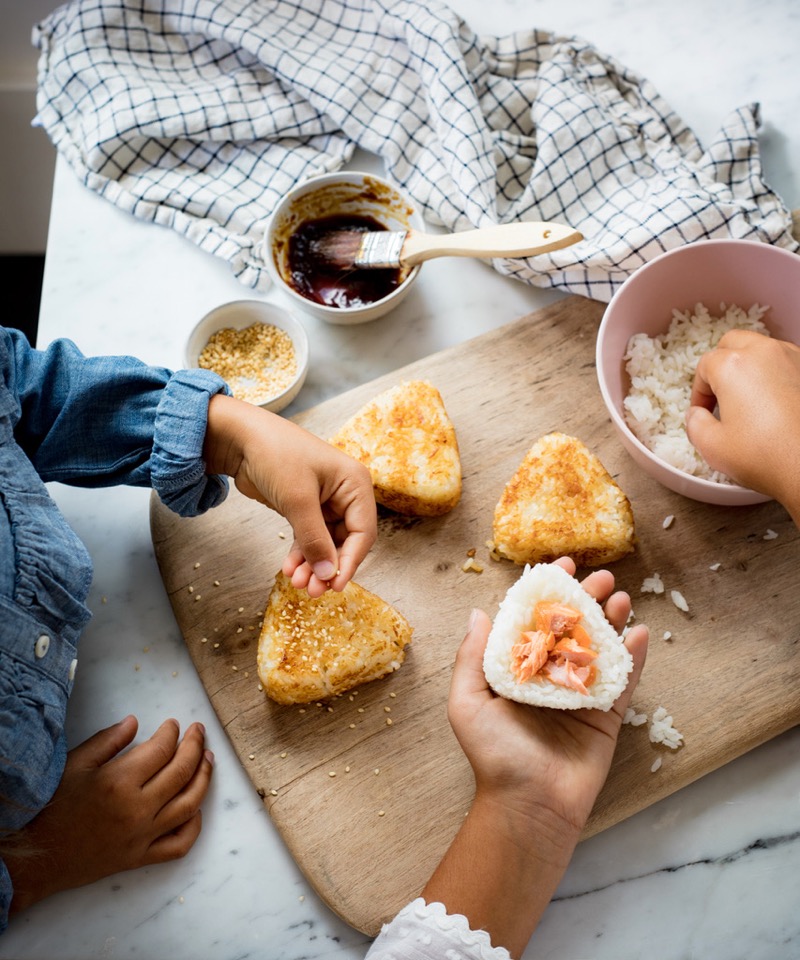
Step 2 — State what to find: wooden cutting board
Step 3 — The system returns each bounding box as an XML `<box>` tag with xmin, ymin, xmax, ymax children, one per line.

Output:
<box><xmin>150</xmin><ymin>295</ymin><xmax>800</xmax><ymax>937</ymax></box>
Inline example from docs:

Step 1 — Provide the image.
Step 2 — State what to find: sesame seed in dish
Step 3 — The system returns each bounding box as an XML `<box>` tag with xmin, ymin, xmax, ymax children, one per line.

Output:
<box><xmin>198</xmin><ymin>322</ymin><xmax>298</xmax><ymax>405</ymax></box>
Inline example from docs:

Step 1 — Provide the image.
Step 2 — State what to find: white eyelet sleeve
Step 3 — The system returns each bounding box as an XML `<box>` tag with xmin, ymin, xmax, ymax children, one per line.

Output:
<box><xmin>364</xmin><ymin>899</ymin><xmax>511</xmax><ymax>960</ymax></box>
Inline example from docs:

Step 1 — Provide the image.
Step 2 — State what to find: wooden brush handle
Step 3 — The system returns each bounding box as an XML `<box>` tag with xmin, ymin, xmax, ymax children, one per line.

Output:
<box><xmin>401</xmin><ymin>221</ymin><xmax>583</xmax><ymax>266</ymax></box>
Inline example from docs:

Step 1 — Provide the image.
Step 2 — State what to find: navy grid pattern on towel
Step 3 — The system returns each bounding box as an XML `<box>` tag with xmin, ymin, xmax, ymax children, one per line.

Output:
<box><xmin>33</xmin><ymin>0</ymin><xmax>798</xmax><ymax>300</ymax></box>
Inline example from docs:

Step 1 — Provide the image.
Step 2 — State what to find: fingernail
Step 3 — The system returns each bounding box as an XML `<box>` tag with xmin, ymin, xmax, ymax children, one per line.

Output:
<box><xmin>467</xmin><ymin>608</ymin><xmax>479</xmax><ymax>632</ymax></box>
<box><xmin>204</xmin><ymin>750</ymin><xmax>215</xmax><ymax>767</ymax></box>
<box><xmin>313</xmin><ymin>560</ymin><xmax>336</xmax><ymax>581</ymax></box>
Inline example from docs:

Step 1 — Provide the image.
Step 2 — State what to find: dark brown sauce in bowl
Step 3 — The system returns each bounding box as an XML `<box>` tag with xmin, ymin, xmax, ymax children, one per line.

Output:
<box><xmin>287</xmin><ymin>214</ymin><xmax>403</xmax><ymax>308</ymax></box>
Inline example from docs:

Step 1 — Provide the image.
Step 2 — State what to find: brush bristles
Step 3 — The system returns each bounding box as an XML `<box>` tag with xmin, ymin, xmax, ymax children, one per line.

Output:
<box><xmin>308</xmin><ymin>229</ymin><xmax>406</xmax><ymax>269</ymax></box>
<box><xmin>308</xmin><ymin>230</ymin><xmax>368</xmax><ymax>270</ymax></box>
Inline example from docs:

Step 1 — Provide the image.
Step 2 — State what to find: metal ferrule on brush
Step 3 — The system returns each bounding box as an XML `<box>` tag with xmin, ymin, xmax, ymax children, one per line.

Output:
<box><xmin>354</xmin><ymin>230</ymin><xmax>407</xmax><ymax>268</ymax></box>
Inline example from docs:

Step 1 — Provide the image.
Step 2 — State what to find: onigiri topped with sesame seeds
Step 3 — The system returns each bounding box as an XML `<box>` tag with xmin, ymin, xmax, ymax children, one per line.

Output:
<box><xmin>483</xmin><ymin>563</ymin><xmax>634</xmax><ymax>710</ymax></box>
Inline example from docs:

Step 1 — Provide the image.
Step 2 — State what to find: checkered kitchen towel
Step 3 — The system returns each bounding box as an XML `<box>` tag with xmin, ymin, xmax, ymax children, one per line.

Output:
<box><xmin>33</xmin><ymin>0</ymin><xmax>798</xmax><ymax>301</ymax></box>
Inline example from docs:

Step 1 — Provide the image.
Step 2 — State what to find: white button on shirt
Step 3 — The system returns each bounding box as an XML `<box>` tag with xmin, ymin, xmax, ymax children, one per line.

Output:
<box><xmin>34</xmin><ymin>634</ymin><xmax>51</xmax><ymax>659</ymax></box>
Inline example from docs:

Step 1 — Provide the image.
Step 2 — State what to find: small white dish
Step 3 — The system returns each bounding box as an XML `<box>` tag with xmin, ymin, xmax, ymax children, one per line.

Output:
<box><xmin>185</xmin><ymin>300</ymin><xmax>309</xmax><ymax>413</ymax></box>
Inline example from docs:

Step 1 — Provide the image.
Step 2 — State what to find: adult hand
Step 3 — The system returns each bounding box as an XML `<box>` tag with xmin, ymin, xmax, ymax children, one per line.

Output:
<box><xmin>685</xmin><ymin>330</ymin><xmax>800</xmax><ymax>523</ymax></box>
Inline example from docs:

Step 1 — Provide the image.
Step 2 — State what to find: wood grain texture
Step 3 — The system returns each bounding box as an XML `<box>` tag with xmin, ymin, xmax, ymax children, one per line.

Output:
<box><xmin>150</xmin><ymin>295</ymin><xmax>800</xmax><ymax>936</ymax></box>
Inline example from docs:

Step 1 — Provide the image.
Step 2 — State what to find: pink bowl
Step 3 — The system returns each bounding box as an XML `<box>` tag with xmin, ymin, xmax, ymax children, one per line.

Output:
<box><xmin>596</xmin><ymin>239</ymin><xmax>800</xmax><ymax>505</ymax></box>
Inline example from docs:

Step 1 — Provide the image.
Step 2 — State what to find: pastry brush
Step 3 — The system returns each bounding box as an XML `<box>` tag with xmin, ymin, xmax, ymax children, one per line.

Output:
<box><xmin>309</xmin><ymin>220</ymin><xmax>583</xmax><ymax>271</ymax></box>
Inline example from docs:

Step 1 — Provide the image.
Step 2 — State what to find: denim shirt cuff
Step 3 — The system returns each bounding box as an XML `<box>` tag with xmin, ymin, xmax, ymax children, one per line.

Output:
<box><xmin>151</xmin><ymin>369</ymin><xmax>232</xmax><ymax>517</ymax></box>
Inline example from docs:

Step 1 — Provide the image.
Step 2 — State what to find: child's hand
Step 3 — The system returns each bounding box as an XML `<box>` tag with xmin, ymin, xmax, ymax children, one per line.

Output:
<box><xmin>421</xmin><ymin>558</ymin><xmax>647</xmax><ymax>957</ymax></box>
<box><xmin>686</xmin><ymin>330</ymin><xmax>800</xmax><ymax>523</ymax></box>
<box><xmin>5</xmin><ymin>716</ymin><xmax>213</xmax><ymax>916</ymax></box>
<box><xmin>204</xmin><ymin>395</ymin><xmax>377</xmax><ymax>596</ymax></box>
<box><xmin>449</xmin><ymin>557</ymin><xmax>647</xmax><ymax>831</ymax></box>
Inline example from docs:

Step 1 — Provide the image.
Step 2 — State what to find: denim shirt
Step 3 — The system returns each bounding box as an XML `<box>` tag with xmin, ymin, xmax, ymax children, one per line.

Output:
<box><xmin>0</xmin><ymin>327</ymin><xmax>229</xmax><ymax>930</ymax></box>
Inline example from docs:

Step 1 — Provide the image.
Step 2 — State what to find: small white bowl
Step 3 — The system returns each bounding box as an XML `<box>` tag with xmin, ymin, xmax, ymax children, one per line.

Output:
<box><xmin>596</xmin><ymin>239</ymin><xmax>800</xmax><ymax>505</ymax></box>
<box><xmin>264</xmin><ymin>171</ymin><xmax>423</xmax><ymax>324</ymax></box>
<box><xmin>185</xmin><ymin>300</ymin><xmax>309</xmax><ymax>413</ymax></box>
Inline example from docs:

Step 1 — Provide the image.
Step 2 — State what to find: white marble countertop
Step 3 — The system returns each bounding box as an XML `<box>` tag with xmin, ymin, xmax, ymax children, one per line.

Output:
<box><xmin>6</xmin><ymin>1</ymin><xmax>800</xmax><ymax>957</ymax></box>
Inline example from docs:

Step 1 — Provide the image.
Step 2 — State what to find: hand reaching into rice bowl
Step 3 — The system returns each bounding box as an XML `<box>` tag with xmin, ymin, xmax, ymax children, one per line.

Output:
<box><xmin>622</xmin><ymin>301</ymin><xmax>771</xmax><ymax>484</ymax></box>
<box><xmin>596</xmin><ymin>239</ymin><xmax>800</xmax><ymax>506</ymax></box>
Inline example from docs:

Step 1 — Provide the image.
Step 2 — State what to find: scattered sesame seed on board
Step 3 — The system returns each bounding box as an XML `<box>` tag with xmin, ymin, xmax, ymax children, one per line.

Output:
<box><xmin>709</xmin><ymin>562</ymin><xmax>721</xmax><ymax>571</ymax></box>
<box><xmin>764</xmin><ymin>529</ymin><xmax>778</xmax><ymax>540</ymax></box>
<box><xmin>650</xmin><ymin>757</ymin><xmax>663</xmax><ymax>773</ymax></box>
<box><xmin>662</xmin><ymin>515</ymin><xmax>675</xmax><ymax>529</ymax></box>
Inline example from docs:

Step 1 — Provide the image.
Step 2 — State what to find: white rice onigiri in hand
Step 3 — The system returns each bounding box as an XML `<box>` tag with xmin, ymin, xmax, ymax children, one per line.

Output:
<box><xmin>483</xmin><ymin>563</ymin><xmax>633</xmax><ymax>710</ymax></box>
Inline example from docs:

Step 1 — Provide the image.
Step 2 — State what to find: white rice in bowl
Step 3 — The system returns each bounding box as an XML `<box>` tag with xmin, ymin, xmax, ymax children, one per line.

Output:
<box><xmin>623</xmin><ymin>302</ymin><xmax>770</xmax><ymax>483</ymax></box>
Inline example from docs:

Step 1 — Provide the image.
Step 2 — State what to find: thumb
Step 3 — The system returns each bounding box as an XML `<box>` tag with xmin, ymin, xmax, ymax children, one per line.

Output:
<box><xmin>450</xmin><ymin>609</ymin><xmax>493</xmax><ymax>701</ymax></box>
<box><xmin>68</xmin><ymin>715</ymin><xmax>139</xmax><ymax>769</ymax></box>
<box><xmin>685</xmin><ymin>405</ymin><xmax>725</xmax><ymax>468</ymax></box>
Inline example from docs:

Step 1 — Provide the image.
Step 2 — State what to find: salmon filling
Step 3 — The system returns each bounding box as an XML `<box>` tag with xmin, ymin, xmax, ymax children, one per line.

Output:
<box><xmin>510</xmin><ymin>601</ymin><xmax>598</xmax><ymax>694</ymax></box>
